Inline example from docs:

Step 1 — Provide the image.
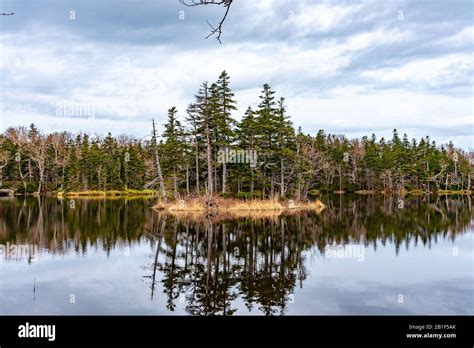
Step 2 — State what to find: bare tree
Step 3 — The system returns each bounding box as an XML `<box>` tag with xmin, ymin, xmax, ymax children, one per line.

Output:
<box><xmin>348</xmin><ymin>139</ymin><xmax>365</xmax><ymax>185</ymax></box>
<box><xmin>0</xmin><ymin>149</ymin><xmax>9</xmax><ymax>187</ymax></box>
<box><xmin>179</xmin><ymin>0</ymin><xmax>234</xmax><ymax>43</ymax></box>
<box><xmin>152</xmin><ymin>119</ymin><xmax>167</xmax><ymax>200</ymax></box>
<box><xmin>6</xmin><ymin>126</ymin><xmax>48</xmax><ymax>195</ymax></box>
<box><xmin>27</xmin><ymin>133</ymin><xmax>48</xmax><ymax>196</ymax></box>
<box><xmin>186</xmin><ymin>108</ymin><xmax>201</xmax><ymax>195</ymax></box>
<box><xmin>49</xmin><ymin>132</ymin><xmax>70</xmax><ymax>190</ymax></box>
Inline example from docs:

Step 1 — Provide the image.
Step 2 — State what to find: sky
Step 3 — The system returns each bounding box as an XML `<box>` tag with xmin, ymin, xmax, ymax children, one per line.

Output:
<box><xmin>0</xmin><ymin>0</ymin><xmax>473</xmax><ymax>148</ymax></box>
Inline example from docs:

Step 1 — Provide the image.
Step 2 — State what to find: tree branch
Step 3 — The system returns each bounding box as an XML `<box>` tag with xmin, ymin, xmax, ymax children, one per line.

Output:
<box><xmin>179</xmin><ymin>0</ymin><xmax>233</xmax><ymax>43</ymax></box>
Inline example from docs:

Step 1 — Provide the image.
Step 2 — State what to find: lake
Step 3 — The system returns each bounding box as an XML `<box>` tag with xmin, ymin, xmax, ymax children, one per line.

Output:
<box><xmin>0</xmin><ymin>195</ymin><xmax>472</xmax><ymax>315</ymax></box>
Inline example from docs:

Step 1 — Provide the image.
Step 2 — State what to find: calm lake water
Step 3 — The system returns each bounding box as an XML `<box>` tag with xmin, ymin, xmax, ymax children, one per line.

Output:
<box><xmin>0</xmin><ymin>195</ymin><xmax>472</xmax><ymax>315</ymax></box>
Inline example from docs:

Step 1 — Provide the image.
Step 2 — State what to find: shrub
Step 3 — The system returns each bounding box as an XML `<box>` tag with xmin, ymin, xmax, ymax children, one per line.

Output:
<box><xmin>219</xmin><ymin>192</ymin><xmax>231</xmax><ymax>198</ymax></box>
<box><xmin>236</xmin><ymin>192</ymin><xmax>252</xmax><ymax>199</ymax></box>
<box><xmin>16</xmin><ymin>183</ymin><xmax>37</xmax><ymax>194</ymax></box>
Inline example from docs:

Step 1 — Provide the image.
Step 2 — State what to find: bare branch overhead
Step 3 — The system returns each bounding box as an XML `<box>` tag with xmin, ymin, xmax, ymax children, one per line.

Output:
<box><xmin>179</xmin><ymin>0</ymin><xmax>234</xmax><ymax>43</ymax></box>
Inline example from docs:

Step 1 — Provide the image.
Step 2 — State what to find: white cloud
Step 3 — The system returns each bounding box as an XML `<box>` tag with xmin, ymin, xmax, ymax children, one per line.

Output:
<box><xmin>285</xmin><ymin>2</ymin><xmax>364</xmax><ymax>35</ymax></box>
<box><xmin>361</xmin><ymin>53</ymin><xmax>473</xmax><ymax>87</ymax></box>
<box><xmin>287</xmin><ymin>90</ymin><xmax>473</xmax><ymax>147</ymax></box>
<box><xmin>344</xmin><ymin>27</ymin><xmax>412</xmax><ymax>51</ymax></box>
<box><xmin>0</xmin><ymin>1</ymin><xmax>472</xmax><ymax>149</ymax></box>
<box><xmin>438</xmin><ymin>26</ymin><xmax>474</xmax><ymax>47</ymax></box>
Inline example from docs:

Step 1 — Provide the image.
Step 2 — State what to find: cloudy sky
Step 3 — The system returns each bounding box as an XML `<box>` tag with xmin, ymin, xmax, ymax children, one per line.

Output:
<box><xmin>0</xmin><ymin>0</ymin><xmax>472</xmax><ymax>148</ymax></box>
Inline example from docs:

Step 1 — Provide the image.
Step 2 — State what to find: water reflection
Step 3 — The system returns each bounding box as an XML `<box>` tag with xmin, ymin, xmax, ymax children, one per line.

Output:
<box><xmin>0</xmin><ymin>195</ymin><xmax>472</xmax><ymax>315</ymax></box>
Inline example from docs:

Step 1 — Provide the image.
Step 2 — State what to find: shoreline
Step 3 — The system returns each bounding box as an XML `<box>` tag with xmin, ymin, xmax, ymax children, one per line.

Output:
<box><xmin>0</xmin><ymin>189</ymin><xmax>472</xmax><ymax>198</ymax></box>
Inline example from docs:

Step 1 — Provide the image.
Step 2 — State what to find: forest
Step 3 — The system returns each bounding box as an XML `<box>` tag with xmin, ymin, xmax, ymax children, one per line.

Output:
<box><xmin>0</xmin><ymin>71</ymin><xmax>472</xmax><ymax>199</ymax></box>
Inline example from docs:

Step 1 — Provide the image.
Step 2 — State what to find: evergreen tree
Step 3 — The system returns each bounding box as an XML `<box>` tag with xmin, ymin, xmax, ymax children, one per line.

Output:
<box><xmin>162</xmin><ymin>107</ymin><xmax>186</xmax><ymax>199</ymax></box>
<box><xmin>215</xmin><ymin>71</ymin><xmax>237</xmax><ymax>193</ymax></box>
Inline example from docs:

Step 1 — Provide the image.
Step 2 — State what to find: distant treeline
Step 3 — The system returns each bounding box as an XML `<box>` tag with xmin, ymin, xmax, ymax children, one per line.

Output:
<box><xmin>0</xmin><ymin>71</ymin><xmax>472</xmax><ymax>198</ymax></box>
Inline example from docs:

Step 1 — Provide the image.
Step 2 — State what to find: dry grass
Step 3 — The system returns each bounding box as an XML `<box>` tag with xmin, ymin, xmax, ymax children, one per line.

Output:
<box><xmin>152</xmin><ymin>197</ymin><xmax>326</xmax><ymax>215</ymax></box>
<box><xmin>290</xmin><ymin>200</ymin><xmax>326</xmax><ymax>212</ymax></box>
<box><xmin>354</xmin><ymin>190</ymin><xmax>376</xmax><ymax>195</ymax></box>
<box><xmin>58</xmin><ymin>189</ymin><xmax>157</xmax><ymax>198</ymax></box>
<box><xmin>157</xmin><ymin>203</ymin><xmax>327</xmax><ymax>224</ymax></box>
<box><xmin>154</xmin><ymin>198</ymin><xmax>285</xmax><ymax>212</ymax></box>
<box><xmin>405</xmin><ymin>189</ymin><xmax>430</xmax><ymax>195</ymax></box>
<box><xmin>64</xmin><ymin>190</ymin><xmax>107</xmax><ymax>197</ymax></box>
<box><xmin>437</xmin><ymin>189</ymin><xmax>472</xmax><ymax>195</ymax></box>
<box><xmin>223</xmin><ymin>210</ymin><xmax>283</xmax><ymax>219</ymax></box>
<box><xmin>158</xmin><ymin>210</ymin><xmax>283</xmax><ymax>224</ymax></box>
<box><xmin>167</xmin><ymin>200</ymin><xmax>206</xmax><ymax>212</ymax></box>
<box><xmin>59</xmin><ymin>195</ymin><xmax>155</xmax><ymax>201</ymax></box>
<box><xmin>226</xmin><ymin>199</ymin><xmax>283</xmax><ymax>211</ymax></box>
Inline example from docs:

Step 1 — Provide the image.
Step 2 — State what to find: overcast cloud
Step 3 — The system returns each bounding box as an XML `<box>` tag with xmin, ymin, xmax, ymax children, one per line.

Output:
<box><xmin>0</xmin><ymin>0</ymin><xmax>472</xmax><ymax>148</ymax></box>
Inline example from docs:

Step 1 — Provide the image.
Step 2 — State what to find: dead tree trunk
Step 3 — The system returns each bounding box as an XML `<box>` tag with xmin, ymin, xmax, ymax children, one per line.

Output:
<box><xmin>222</xmin><ymin>161</ymin><xmax>227</xmax><ymax>194</ymax></box>
<box><xmin>280</xmin><ymin>158</ymin><xmax>285</xmax><ymax>197</ymax></box>
<box><xmin>152</xmin><ymin>119</ymin><xmax>167</xmax><ymax>200</ymax></box>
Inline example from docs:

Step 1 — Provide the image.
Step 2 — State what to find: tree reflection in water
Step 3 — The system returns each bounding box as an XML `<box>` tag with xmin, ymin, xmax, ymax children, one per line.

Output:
<box><xmin>0</xmin><ymin>195</ymin><xmax>471</xmax><ymax>315</ymax></box>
